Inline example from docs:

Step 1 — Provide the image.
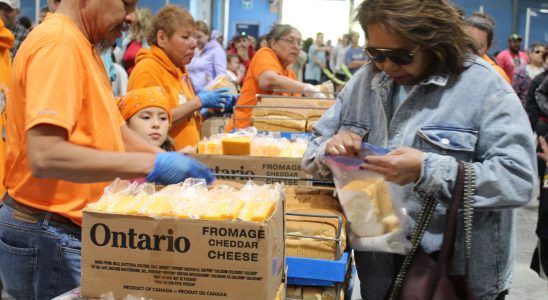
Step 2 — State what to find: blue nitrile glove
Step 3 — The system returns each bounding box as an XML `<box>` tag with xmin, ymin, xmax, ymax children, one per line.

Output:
<box><xmin>223</xmin><ymin>94</ymin><xmax>239</xmax><ymax>114</ymax></box>
<box><xmin>146</xmin><ymin>152</ymin><xmax>215</xmax><ymax>185</ymax></box>
<box><xmin>197</xmin><ymin>88</ymin><xmax>231</xmax><ymax>109</ymax></box>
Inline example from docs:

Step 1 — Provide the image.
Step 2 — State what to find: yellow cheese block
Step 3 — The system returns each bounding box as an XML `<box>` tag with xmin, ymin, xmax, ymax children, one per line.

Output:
<box><xmin>239</xmin><ymin>200</ymin><xmax>276</xmax><ymax>222</ymax></box>
<box><xmin>142</xmin><ymin>195</ymin><xmax>172</xmax><ymax>216</ymax></box>
<box><xmin>109</xmin><ymin>194</ymin><xmax>137</xmax><ymax>213</ymax></box>
<box><xmin>197</xmin><ymin>140</ymin><xmax>206</xmax><ymax>154</ymax></box>
<box><xmin>200</xmin><ymin>199</ymin><xmax>245</xmax><ymax>220</ymax></box>
<box><xmin>222</xmin><ymin>136</ymin><xmax>251</xmax><ymax>155</ymax></box>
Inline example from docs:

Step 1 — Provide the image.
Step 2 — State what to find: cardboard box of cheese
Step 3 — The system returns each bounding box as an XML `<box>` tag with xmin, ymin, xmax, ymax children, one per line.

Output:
<box><xmin>191</xmin><ymin>135</ymin><xmax>311</xmax><ymax>186</ymax></box>
<box><xmin>80</xmin><ymin>197</ymin><xmax>285</xmax><ymax>300</ymax></box>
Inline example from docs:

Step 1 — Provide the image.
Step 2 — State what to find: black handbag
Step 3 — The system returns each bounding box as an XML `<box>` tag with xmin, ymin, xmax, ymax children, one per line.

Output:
<box><xmin>389</xmin><ymin>161</ymin><xmax>476</xmax><ymax>300</ymax></box>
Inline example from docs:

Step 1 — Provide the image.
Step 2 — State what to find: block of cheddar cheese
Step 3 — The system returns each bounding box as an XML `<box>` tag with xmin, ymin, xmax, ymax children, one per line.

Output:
<box><xmin>222</xmin><ymin>136</ymin><xmax>251</xmax><ymax>155</ymax></box>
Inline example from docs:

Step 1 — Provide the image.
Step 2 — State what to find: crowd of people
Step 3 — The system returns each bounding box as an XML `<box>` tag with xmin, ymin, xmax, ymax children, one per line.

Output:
<box><xmin>0</xmin><ymin>0</ymin><xmax>547</xmax><ymax>299</ymax></box>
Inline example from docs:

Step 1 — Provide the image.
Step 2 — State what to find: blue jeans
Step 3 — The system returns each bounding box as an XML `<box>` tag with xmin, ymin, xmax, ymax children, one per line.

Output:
<box><xmin>0</xmin><ymin>201</ymin><xmax>81</xmax><ymax>300</ymax></box>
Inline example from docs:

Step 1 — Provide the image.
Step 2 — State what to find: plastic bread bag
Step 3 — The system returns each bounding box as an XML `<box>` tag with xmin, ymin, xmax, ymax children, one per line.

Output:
<box><xmin>324</xmin><ymin>143</ymin><xmax>411</xmax><ymax>254</ymax></box>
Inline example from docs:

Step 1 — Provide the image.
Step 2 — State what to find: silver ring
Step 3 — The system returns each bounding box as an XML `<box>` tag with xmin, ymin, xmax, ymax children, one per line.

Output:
<box><xmin>335</xmin><ymin>144</ymin><xmax>345</xmax><ymax>151</ymax></box>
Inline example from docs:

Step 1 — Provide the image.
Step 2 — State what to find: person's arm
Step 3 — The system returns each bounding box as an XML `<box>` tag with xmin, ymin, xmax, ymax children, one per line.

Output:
<box><xmin>121</xmin><ymin>124</ymin><xmax>164</xmax><ymax>154</ymax></box>
<box><xmin>27</xmin><ymin>124</ymin><xmax>156</xmax><ymax>183</ymax></box>
<box><xmin>535</xmin><ymin>76</ymin><xmax>548</xmax><ymax>116</ymax></box>
<box><xmin>525</xmin><ymin>74</ymin><xmax>543</xmax><ymax>131</ymax></box>
<box><xmin>347</xmin><ymin>60</ymin><xmax>368</xmax><ymax>69</ymax></box>
<box><xmin>171</xmin><ymin>99</ymin><xmax>202</xmax><ymax>126</ymax></box>
<box><xmin>258</xmin><ymin>70</ymin><xmax>309</xmax><ymax>93</ymax></box>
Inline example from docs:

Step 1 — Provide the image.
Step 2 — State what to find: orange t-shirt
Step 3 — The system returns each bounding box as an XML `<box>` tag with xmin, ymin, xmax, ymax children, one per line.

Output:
<box><xmin>483</xmin><ymin>54</ymin><xmax>511</xmax><ymax>83</ymax></box>
<box><xmin>128</xmin><ymin>46</ymin><xmax>200</xmax><ymax>149</ymax></box>
<box><xmin>0</xmin><ymin>19</ymin><xmax>14</xmax><ymax>196</ymax></box>
<box><xmin>6</xmin><ymin>14</ymin><xmax>125</xmax><ymax>225</ymax></box>
<box><xmin>225</xmin><ymin>47</ymin><xmax>299</xmax><ymax>132</ymax></box>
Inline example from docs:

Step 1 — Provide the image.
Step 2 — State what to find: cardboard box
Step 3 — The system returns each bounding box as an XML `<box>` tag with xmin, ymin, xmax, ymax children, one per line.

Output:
<box><xmin>201</xmin><ymin>116</ymin><xmax>229</xmax><ymax>138</ymax></box>
<box><xmin>81</xmin><ymin>197</ymin><xmax>285</xmax><ymax>300</ymax></box>
<box><xmin>190</xmin><ymin>153</ymin><xmax>311</xmax><ymax>186</ymax></box>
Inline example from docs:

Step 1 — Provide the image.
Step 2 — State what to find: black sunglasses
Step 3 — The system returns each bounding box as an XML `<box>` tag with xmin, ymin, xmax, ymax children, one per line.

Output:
<box><xmin>364</xmin><ymin>45</ymin><xmax>419</xmax><ymax>65</ymax></box>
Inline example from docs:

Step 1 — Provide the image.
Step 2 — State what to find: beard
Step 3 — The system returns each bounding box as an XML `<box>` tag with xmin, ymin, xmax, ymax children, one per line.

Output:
<box><xmin>95</xmin><ymin>39</ymin><xmax>113</xmax><ymax>53</ymax></box>
<box><xmin>94</xmin><ymin>23</ymin><xmax>129</xmax><ymax>53</ymax></box>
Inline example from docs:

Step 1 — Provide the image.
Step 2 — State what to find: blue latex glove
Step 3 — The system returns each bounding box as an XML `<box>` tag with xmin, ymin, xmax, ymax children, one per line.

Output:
<box><xmin>146</xmin><ymin>152</ymin><xmax>215</xmax><ymax>185</ymax></box>
<box><xmin>223</xmin><ymin>94</ymin><xmax>239</xmax><ymax>114</ymax></box>
<box><xmin>197</xmin><ymin>88</ymin><xmax>231</xmax><ymax>109</ymax></box>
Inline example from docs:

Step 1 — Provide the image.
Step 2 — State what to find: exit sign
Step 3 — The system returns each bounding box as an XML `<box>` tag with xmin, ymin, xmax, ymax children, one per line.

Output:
<box><xmin>242</xmin><ymin>0</ymin><xmax>252</xmax><ymax>9</ymax></box>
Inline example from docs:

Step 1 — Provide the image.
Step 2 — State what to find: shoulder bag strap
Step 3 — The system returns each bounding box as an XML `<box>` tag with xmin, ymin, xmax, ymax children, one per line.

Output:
<box><xmin>389</xmin><ymin>161</ymin><xmax>474</xmax><ymax>299</ymax></box>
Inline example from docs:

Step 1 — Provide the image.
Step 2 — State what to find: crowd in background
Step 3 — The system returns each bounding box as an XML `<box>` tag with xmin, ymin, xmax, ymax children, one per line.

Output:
<box><xmin>0</xmin><ymin>0</ymin><xmax>548</xmax><ymax>299</ymax></box>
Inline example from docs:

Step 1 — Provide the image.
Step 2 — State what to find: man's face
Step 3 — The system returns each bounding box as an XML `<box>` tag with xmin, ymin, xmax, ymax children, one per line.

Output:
<box><xmin>465</xmin><ymin>26</ymin><xmax>488</xmax><ymax>56</ymax></box>
<box><xmin>0</xmin><ymin>5</ymin><xmax>17</xmax><ymax>27</ymax></box>
<box><xmin>87</xmin><ymin>0</ymin><xmax>137</xmax><ymax>52</ymax></box>
<box><xmin>509</xmin><ymin>39</ymin><xmax>521</xmax><ymax>53</ymax></box>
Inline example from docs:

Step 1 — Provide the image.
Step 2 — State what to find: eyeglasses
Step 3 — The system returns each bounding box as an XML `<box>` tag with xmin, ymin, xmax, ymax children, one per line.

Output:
<box><xmin>364</xmin><ymin>45</ymin><xmax>419</xmax><ymax>65</ymax></box>
<box><xmin>279</xmin><ymin>38</ymin><xmax>302</xmax><ymax>47</ymax></box>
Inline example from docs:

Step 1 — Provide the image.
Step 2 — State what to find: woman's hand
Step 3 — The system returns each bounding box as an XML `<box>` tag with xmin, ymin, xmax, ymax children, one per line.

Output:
<box><xmin>325</xmin><ymin>131</ymin><xmax>362</xmax><ymax>157</ymax></box>
<box><xmin>360</xmin><ymin>147</ymin><xmax>423</xmax><ymax>185</ymax></box>
<box><xmin>538</xmin><ymin>136</ymin><xmax>548</xmax><ymax>168</ymax></box>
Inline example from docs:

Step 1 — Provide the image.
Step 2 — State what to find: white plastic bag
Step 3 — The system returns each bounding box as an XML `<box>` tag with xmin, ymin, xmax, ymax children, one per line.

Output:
<box><xmin>325</xmin><ymin>143</ymin><xmax>410</xmax><ymax>254</ymax></box>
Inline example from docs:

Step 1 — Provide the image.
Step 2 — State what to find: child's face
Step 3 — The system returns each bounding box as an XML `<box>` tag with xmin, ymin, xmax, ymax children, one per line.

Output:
<box><xmin>127</xmin><ymin>107</ymin><xmax>170</xmax><ymax>147</ymax></box>
<box><xmin>228</xmin><ymin>57</ymin><xmax>240</xmax><ymax>73</ymax></box>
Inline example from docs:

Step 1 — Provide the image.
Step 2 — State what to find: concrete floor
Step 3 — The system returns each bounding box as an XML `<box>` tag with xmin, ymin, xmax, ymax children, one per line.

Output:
<box><xmin>350</xmin><ymin>199</ymin><xmax>548</xmax><ymax>300</ymax></box>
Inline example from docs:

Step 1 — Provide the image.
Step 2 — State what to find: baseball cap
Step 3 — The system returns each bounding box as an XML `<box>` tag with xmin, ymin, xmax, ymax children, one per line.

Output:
<box><xmin>0</xmin><ymin>0</ymin><xmax>20</xmax><ymax>10</ymax></box>
<box><xmin>232</xmin><ymin>32</ymin><xmax>248</xmax><ymax>43</ymax></box>
<box><xmin>509</xmin><ymin>33</ymin><xmax>522</xmax><ymax>41</ymax></box>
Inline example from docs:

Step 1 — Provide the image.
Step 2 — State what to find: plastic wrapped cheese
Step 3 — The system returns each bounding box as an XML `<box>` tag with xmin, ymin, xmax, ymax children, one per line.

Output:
<box><xmin>88</xmin><ymin>178</ymin><xmax>282</xmax><ymax>223</ymax></box>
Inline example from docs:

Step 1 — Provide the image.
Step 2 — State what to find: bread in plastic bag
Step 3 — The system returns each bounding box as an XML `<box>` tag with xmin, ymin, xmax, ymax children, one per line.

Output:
<box><xmin>324</xmin><ymin>142</ymin><xmax>411</xmax><ymax>254</ymax></box>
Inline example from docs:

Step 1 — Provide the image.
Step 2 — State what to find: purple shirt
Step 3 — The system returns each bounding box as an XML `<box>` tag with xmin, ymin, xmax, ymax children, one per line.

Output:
<box><xmin>187</xmin><ymin>40</ymin><xmax>227</xmax><ymax>93</ymax></box>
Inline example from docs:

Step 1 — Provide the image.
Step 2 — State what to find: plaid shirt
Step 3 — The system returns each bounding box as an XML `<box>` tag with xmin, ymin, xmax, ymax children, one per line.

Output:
<box><xmin>8</xmin><ymin>23</ymin><xmax>29</xmax><ymax>60</ymax></box>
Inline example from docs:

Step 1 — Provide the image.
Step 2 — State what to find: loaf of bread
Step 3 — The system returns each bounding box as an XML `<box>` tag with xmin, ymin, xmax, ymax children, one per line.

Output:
<box><xmin>285</xmin><ymin>186</ymin><xmax>347</xmax><ymax>260</ymax></box>
<box><xmin>338</xmin><ymin>177</ymin><xmax>398</xmax><ymax>237</ymax></box>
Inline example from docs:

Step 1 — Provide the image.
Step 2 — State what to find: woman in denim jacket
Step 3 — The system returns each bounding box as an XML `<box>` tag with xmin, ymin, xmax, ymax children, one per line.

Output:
<box><xmin>302</xmin><ymin>0</ymin><xmax>537</xmax><ymax>299</ymax></box>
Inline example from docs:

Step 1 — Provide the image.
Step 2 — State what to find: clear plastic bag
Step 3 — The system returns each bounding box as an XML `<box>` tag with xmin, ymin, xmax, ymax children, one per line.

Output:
<box><xmin>325</xmin><ymin>143</ymin><xmax>410</xmax><ymax>254</ymax></box>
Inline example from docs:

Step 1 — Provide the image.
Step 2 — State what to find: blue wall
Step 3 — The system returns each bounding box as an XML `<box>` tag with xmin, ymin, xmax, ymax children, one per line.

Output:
<box><xmin>515</xmin><ymin>0</ymin><xmax>548</xmax><ymax>51</ymax></box>
<box><xmin>227</xmin><ymin>0</ymin><xmax>279</xmax><ymax>41</ymax></box>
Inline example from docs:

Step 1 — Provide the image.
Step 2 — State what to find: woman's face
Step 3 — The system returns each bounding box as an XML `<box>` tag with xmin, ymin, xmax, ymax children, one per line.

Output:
<box><xmin>127</xmin><ymin>107</ymin><xmax>170</xmax><ymax>147</ymax></box>
<box><xmin>158</xmin><ymin>25</ymin><xmax>197</xmax><ymax>67</ymax></box>
<box><xmin>531</xmin><ymin>46</ymin><xmax>546</xmax><ymax>66</ymax></box>
<box><xmin>195</xmin><ymin>29</ymin><xmax>209</xmax><ymax>50</ymax></box>
<box><xmin>366</xmin><ymin>23</ymin><xmax>429</xmax><ymax>86</ymax></box>
<box><xmin>271</xmin><ymin>30</ymin><xmax>302</xmax><ymax>67</ymax></box>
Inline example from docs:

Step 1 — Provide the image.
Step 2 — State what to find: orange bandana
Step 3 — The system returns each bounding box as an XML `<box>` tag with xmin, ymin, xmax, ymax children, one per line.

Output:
<box><xmin>118</xmin><ymin>86</ymin><xmax>171</xmax><ymax>124</ymax></box>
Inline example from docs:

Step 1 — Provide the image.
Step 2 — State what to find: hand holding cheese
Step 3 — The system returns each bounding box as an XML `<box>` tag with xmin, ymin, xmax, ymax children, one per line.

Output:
<box><xmin>303</xmin><ymin>83</ymin><xmax>326</xmax><ymax>98</ymax></box>
<box><xmin>197</xmin><ymin>88</ymin><xmax>232</xmax><ymax>109</ymax></box>
<box><xmin>146</xmin><ymin>152</ymin><xmax>215</xmax><ymax>185</ymax></box>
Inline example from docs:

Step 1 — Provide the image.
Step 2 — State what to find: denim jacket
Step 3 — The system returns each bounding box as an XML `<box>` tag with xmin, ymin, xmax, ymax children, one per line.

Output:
<box><xmin>302</xmin><ymin>56</ymin><xmax>537</xmax><ymax>298</ymax></box>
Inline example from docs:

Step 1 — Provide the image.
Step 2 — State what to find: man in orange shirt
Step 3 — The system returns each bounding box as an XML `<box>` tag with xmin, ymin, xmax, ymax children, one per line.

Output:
<box><xmin>0</xmin><ymin>17</ymin><xmax>13</xmax><ymax>198</ymax></box>
<box><xmin>0</xmin><ymin>1</ymin><xmax>213</xmax><ymax>298</ymax></box>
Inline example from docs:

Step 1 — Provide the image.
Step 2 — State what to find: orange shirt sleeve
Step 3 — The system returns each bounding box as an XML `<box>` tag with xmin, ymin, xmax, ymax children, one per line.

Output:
<box><xmin>24</xmin><ymin>43</ymin><xmax>83</xmax><ymax>132</ymax></box>
<box><xmin>252</xmin><ymin>49</ymin><xmax>287</xmax><ymax>80</ymax></box>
